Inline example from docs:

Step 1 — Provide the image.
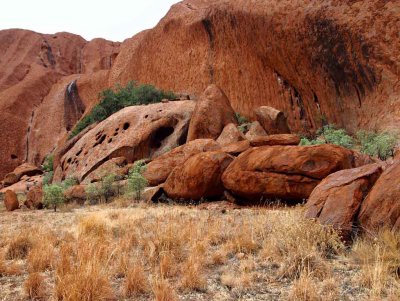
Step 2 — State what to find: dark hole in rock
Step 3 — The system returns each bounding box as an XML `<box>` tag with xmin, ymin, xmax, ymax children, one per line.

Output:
<box><xmin>76</xmin><ymin>149</ymin><xmax>83</xmax><ymax>156</ymax></box>
<box><xmin>108</xmin><ymin>138</ymin><xmax>113</xmax><ymax>143</ymax></box>
<box><xmin>98</xmin><ymin>134</ymin><xmax>106</xmax><ymax>145</ymax></box>
<box><xmin>150</xmin><ymin>126</ymin><xmax>174</xmax><ymax>149</ymax></box>
<box><xmin>67</xmin><ymin>158</ymin><xmax>72</xmax><ymax>163</ymax></box>
<box><xmin>158</xmin><ymin>110</ymin><xmax>162</xmax><ymax>112</ymax></box>
<box><xmin>66</xmin><ymin>126</ymin><xmax>71</xmax><ymax>131</ymax></box>
<box><xmin>113</xmin><ymin>132</ymin><xmax>118</xmax><ymax>136</ymax></box>
<box><xmin>178</xmin><ymin>124</ymin><xmax>189</xmax><ymax>146</ymax></box>
<box><xmin>123</xmin><ymin>122</ymin><xmax>130</xmax><ymax>130</ymax></box>
<box><xmin>11</xmin><ymin>154</ymin><xmax>17</xmax><ymax>160</ymax></box>
<box><xmin>115</xmin><ymin>128</ymin><xmax>119</xmax><ymax>132</ymax></box>
<box><xmin>144</xmin><ymin>115</ymin><xmax>149</xmax><ymax>119</ymax></box>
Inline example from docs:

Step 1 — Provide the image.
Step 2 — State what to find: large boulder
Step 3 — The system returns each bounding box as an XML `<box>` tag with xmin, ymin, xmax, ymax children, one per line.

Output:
<box><xmin>255</xmin><ymin>106</ymin><xmax>290</xmax><ymax>134</ymax></box>
<box><xmin>4</xmin><ymin>190</ymin><xmax>19</xmax><ymax>211</ymax></box>
<box><xmin>0</xmin><ymin>175</ymin><xmax>43</xmax><ymax>195</ymax></box>
<box><xmin>216</xmin><ymin>123</ymin><xmax>245</xmax><ymax>146</ymax></box>
<box><xmin>143</xmin><ymin>139</ymin><xmax>220</xmax><ymax>186</ymax></box>
<box><xmin>24</xmin><ymin>186</ymin><xmax>44</xmax><ymax>209</ymax></box>
<box><xmin>305</xmin><ymin>163</ymin><xmax>383</xmax><ymax>239</ymax></box>
<box><xmin>64</xmin><ymin>185</ymin><xmax>87</xmax><ymax>205</ymax></box>
<box><xmin>219</xmin><ymin>140</ymin><xmax>251</xmax><ymax>156</ymax></box>
<box><xmin>54</xmin><ymin>100</ymin><xmax>195</xmax><ymax>182</ymax></box>
<box><xmin>164</xmin><ymin>151</ymin><xmax>234</xmax><ymax>200</ymax></box>
<box><xmin>245</xmin><ymin>121</ymin><xmax>268</xmax><ymax>140</ymax></box>
<box><xmin>222</xmin><ymin>144</ymin><xmax>357</xmax><ymax>202</ymax></box>
<box><xmin>187</xmin><ymin>85</ymin><xmax>237</xmax><ymax>141</ymax></box>
<box><xmin>3</xmin><ymin>163</ymin><xmax>42</xmax><ymax>186</ymax></box>
<box><xmin>358</xmin><ymin>161</ymin><xmax>400</xmax><ymax>232</ymax></box>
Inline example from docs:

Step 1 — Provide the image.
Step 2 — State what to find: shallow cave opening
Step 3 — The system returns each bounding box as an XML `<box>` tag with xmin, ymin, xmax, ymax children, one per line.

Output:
<box><xmin>11</xmin><ymin>154</ymin><xmax>17</xmax><ymax>160</ymax></box>
<box><xmin>123</xmin><ymin>122</ymin><xmax>130</xmax><ymax>130</ymax></box>
<box><xmin>150</xmin><ymin>126</ymin><xmax>175</xmax><ymax>149</ymax></box>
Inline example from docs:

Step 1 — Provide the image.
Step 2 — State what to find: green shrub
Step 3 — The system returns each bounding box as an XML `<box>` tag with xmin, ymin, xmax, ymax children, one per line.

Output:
<box><xmin>101</xmin><ymin>174</ymin><xmax>117</xmax><ymax>203</ymax></box>
<box><xmin>42</xmin><ymin>155</ymin><xmax>54</xmax><ymax>172</ymax></box>
<box><xmin>357</xmin><ymin>131</ymin><xmax>397</xmax><ymax>160</ymax></box>
<box><xmin>86</xmin><ymin>183</ymin><xmax>102</xmax><ymax>205</ymax></box>
<box><xmin>235</xmin><ymin>112</ymin><xmax>248</xmax><ymax>125</ymax></box>
<box><xmin>299</xmin><ymin>125</ymin><xmax>353</xmax><ymax>149</ymax></box>
<box><xmin>70</xmin><ymin>81</ymin><xmax>175</xmax><ymax>138</ymax></box>
<box><xmin>43</xmin><ymin>184</ymin><xmax>65</xmax><ymax>212</ymax></box>
<box><xmin>42</xmin><ymin>171</ymin><xmax>54</xmax><ymax>186</ymax></box>
<box><xmin>61</xmin><ymin>177</ymin><xmax>78</xmax><ymax>190</ymax></box>
<box><xmin>126</xmin><ymin>160</ymin><xmax>148</xmax><ymax>200</ymax></box>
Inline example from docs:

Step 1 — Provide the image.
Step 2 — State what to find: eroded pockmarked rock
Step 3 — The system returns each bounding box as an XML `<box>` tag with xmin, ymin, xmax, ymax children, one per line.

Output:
<box><xmin>305</xmin><ymin>163</ymin><xmax>383</xmax><ymax>239</ymax></box>
<box><xmin>164</xmin><ymin>151</ymin><xmax>234</xmax><ymax>200</ymax></box>
<box><xmin>187</xmin><ymin>85</ymin><xmax>237</xmax><ymax>141</ymax></box>
<box><xmin>143</xmin><ymin>139</ymin><xmax>220</xmax><ymax>186</ymax></box>
<box><xmin>222</xmin><ymin>144</ymin><xmax>357</xmax><ymax>201</ymax></box>
<box><xmin>54</xmin><ymin>100</ymin><xmax>195</xmax><ymax>182</ymax></box>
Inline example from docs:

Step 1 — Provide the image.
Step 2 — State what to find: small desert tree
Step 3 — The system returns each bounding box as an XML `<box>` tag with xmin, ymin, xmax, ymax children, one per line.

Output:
<box><xmin>101</xmin><ymin>174</ymin><xmax>117</xmax><ymax>203</ymax></box>
<box><xmin>127</xmin><ymin>160</ymin><xmax>148</xmax><ymax>200</ymax></box>
<box><xmin>43</xmin><ymin>184</ymin><xmax>65</xmax><ymax>212</ymax></box>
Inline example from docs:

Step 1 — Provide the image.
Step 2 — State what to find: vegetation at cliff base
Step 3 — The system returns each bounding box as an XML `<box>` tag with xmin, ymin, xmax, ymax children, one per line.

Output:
<box><xmin>70</xmin><ymin>81</ymin><xmax>175</xmax><ymax>138</ymax></box>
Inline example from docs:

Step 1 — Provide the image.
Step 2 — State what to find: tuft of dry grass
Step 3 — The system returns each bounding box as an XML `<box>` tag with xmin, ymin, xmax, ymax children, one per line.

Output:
<box><xmin>24</xmin><ymin>272</ymin><xmax>46</xmax><ymax>300</ymax></box>
<box><xmin>27</xmin><ymin>242</ymin><xmax>55</xmax><ymax>272</ymax></box>
<box><xmin>152</xmin><ymin>277</ymin><xmax>178</xmax><ymax>301</ymax></box>
<box><xmin>123</xmin><ymin>260</ymin><xmax>149</xmax><ymax>297</ymax></box>
<box><xmin>6</xmin><ymin>233</ymin><xmax>33</xmax><ymax>260</ymax></box>
<box><xmin>287</xmin><ymin>272</ymin><xmax>320</xmax><ymax>301</ymax></box>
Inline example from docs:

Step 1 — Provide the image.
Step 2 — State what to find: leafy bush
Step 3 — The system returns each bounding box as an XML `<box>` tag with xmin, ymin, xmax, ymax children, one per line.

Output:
<box><xmin>299</xmin><ymin>125</ymin><xmax>353</xmax><ymax>149</ymax></box>
<box><xmin>61</xmin><ymin>177</ymin><xmax>78</xmax><ymax>190</ymax></box>
<box><xmin>42</xmin><ymin>155</ymin><xmax>54</xmax><ymax>172</ymax></box>
<box><xmin>42</xmin><ymin>171</ymin><xmax>54</xmax><ymax>186</ymax></box>
<box><xmin>70</xmin><ymin>81</ymin><xmax>175</xmax><ymax>138</ymax></box>
<box><xmin>126</xmin><ymin>161</ymin><xmax>148</xmax><ymax>200</ymax></box>
<box><xmin>85</xmin><ymin>183</ymin><xmax>101</xmax><ymax>205</ymax></box>
<box><xmin>357</xmin><ymin>131</ymin><xmax>397</xmax><ymax>160</ymax></box>
<box><xmin>43</xmin><ymin>184</ymin><xmax>65</xmax><ymax>212</ymax></box>
<box><xmin>235</xmin><ymin>112</ymin><xmax>248</xmax><ymax>125</ymax></box>
<box><xmin>101</xmin><ymin>174</ymin><xmax>117</xmax><ymax>203</ymax></box>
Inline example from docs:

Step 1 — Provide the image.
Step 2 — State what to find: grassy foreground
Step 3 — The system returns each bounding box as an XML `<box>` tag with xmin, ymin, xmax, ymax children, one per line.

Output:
<box><xmin>0</xmin><ymin>201</ymin><xmax>399</xmax><ymax>301</ymax></box>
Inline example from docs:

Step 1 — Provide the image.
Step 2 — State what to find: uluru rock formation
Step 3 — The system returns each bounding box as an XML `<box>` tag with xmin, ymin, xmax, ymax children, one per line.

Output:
<box><xmin>0</xmin><ymin>0</ymin><xmax>400</xmax><ymax>181</ymax></box>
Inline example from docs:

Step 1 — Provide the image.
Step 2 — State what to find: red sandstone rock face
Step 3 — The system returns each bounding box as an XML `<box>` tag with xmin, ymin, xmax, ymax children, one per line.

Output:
<box><xmin>255</xmin><ymin>106</ymin><xmax>290</xmax><ymax>135</ymax></box>
<box><xmin>0</xmin><ymin>29</ymin><xmax>119</xmax><ymax>178</ymax></box>
<box><xmin>187</xmin><ymin>85</ymin><xmax>237</xmax><ymax>141</ymax></box>
<box><xmin>54</xmin><ymin>101</ymin><xmax>195</xmax><ymax>182</ymax></box>
<box><xmin>1</xmin><ymin>0</ymin><xmax>400</xmax><ymax>180</ymax></box>
<box><xmin>222</xmin><ymin>144</ymin><xmax>357</xmax><ymax>201</ymax></box>
<box><xmin>358</xmin><ymin>161</ymin><xmax>400</xmax><ymax>232</ymax></box>
<box><xmin>249</xmin><ymin>134</ymin><xmax>300</xmax><ymax>147</ymax></box>
<box><xmin>164</xmin><ymin>151</ymin><xmax>234</xmax><ymax>200</ymax></box>
<box><xmin>143</xmin><ymin>139</ymin><xmax>220</xmax><ymax>186</ymax></box>
<box><xmin>109</xmin><ymin>0</ymin><xmax>400</xmax><ymax>137</ymax></box>
<box><xmin>305</xmin><ymin>163</ymin><xmax>382</xmax><ymax>239</ymax></box>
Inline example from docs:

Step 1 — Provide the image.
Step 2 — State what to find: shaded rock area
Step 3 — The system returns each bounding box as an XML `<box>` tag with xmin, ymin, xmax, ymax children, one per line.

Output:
<box><xmin>187</xmin><ymin>85</ymin><xmax>237</xmax><ymax>141</ymax></box>
<box><xmin>164</xmin><ymin>151</ymin><xmax>234</xmax><ymax>201</ymax></box>
<box><xmin>143</xmin><ymin>139</ymin><xmax>220</xmax><ymax>186</ymax></box>
<box><xmin>64</xmin><ymin>185</ymin><xmax>87</xmax><ymax>205</ymax></box>
<box><xmin>222</xmin><ymin>145</ymin><xmax>357</xmax><ymax>202</ymax></box>
<box><xmin>358</xmin><ymin>160</ymin><xmax>400</xmax><ymax>232</ymax></box>
<box><xmin>305</xmin><ymin>163</ymin><xmax>383</xmax><ymax>240</ymax></box>
<box><xmin>2</xmin><ymin>163</ymin><xmax>43</xmax><ymax>186</ymax></box>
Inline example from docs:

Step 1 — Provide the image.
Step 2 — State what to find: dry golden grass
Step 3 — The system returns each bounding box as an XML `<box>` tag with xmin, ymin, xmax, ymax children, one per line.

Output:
<box><xmin>24</xmin><ymin>272</ymin><xmax>46</xmax><ymax>300</ymax></box>
<box><xmin>0</xmin><ymin>204</ymin><xmax>399</xmax><ymax>300</ymax></box>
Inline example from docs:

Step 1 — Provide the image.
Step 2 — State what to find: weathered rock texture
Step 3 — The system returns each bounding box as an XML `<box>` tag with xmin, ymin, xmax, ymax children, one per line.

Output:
<box><xmin>222</xmin><ymin>144</ymin><xmax>358</xmax><ymax>202</ymax></box>
<box><xmin>216</xmin><ymin>123</ymin><xmax>245</xmax><ymax>146</ymax></box>
<box><xmin>358</xmin><ymin>161</ymin><xmax>400</xmax><ymax>232</ymax></box>
<box><xmin>0</xmin><ymin>29</ymin><xmax>119</xmax><ymax>178</ymax></box>
<box><xmin>187</xmin><ymin>85</ymin><xmax>237</xmax><ymax>141</ymax></box>
<box><xmin>4</xmin><ymin>190</ymin><xmax>19</xmax><ymax>211</ymax></box>
<box><xmin>54</xmin><ymin>101</ymin><xmax>195</xmax><ymax>182</ymax></box>
<box><xmin>164</xmin><ymin>151</ymin><xmax>234</xmax><ymax>200</ymax></box>
<box><xmin>1</xmin><ymin>0</ymin><xmax>400</xmax><ymax>178</ymax></box>
<box><xmin>305</xmin><ymin>163</ymin><xmax>382</xmax><ymax>239</ymax></box>
<box><xmin>255</xmin><ymin>106</ymin><xmax>290</xmax><ymax>134</ymax></box>
<box><xmin>144</xmin><ymin>139</ymin><xmax>220</xmax><ymax>186</ymax></box>
<box><xmin>25</xmin><ymin>186</ymin><xmax>44</xmax><ymax>209</ymax></box>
